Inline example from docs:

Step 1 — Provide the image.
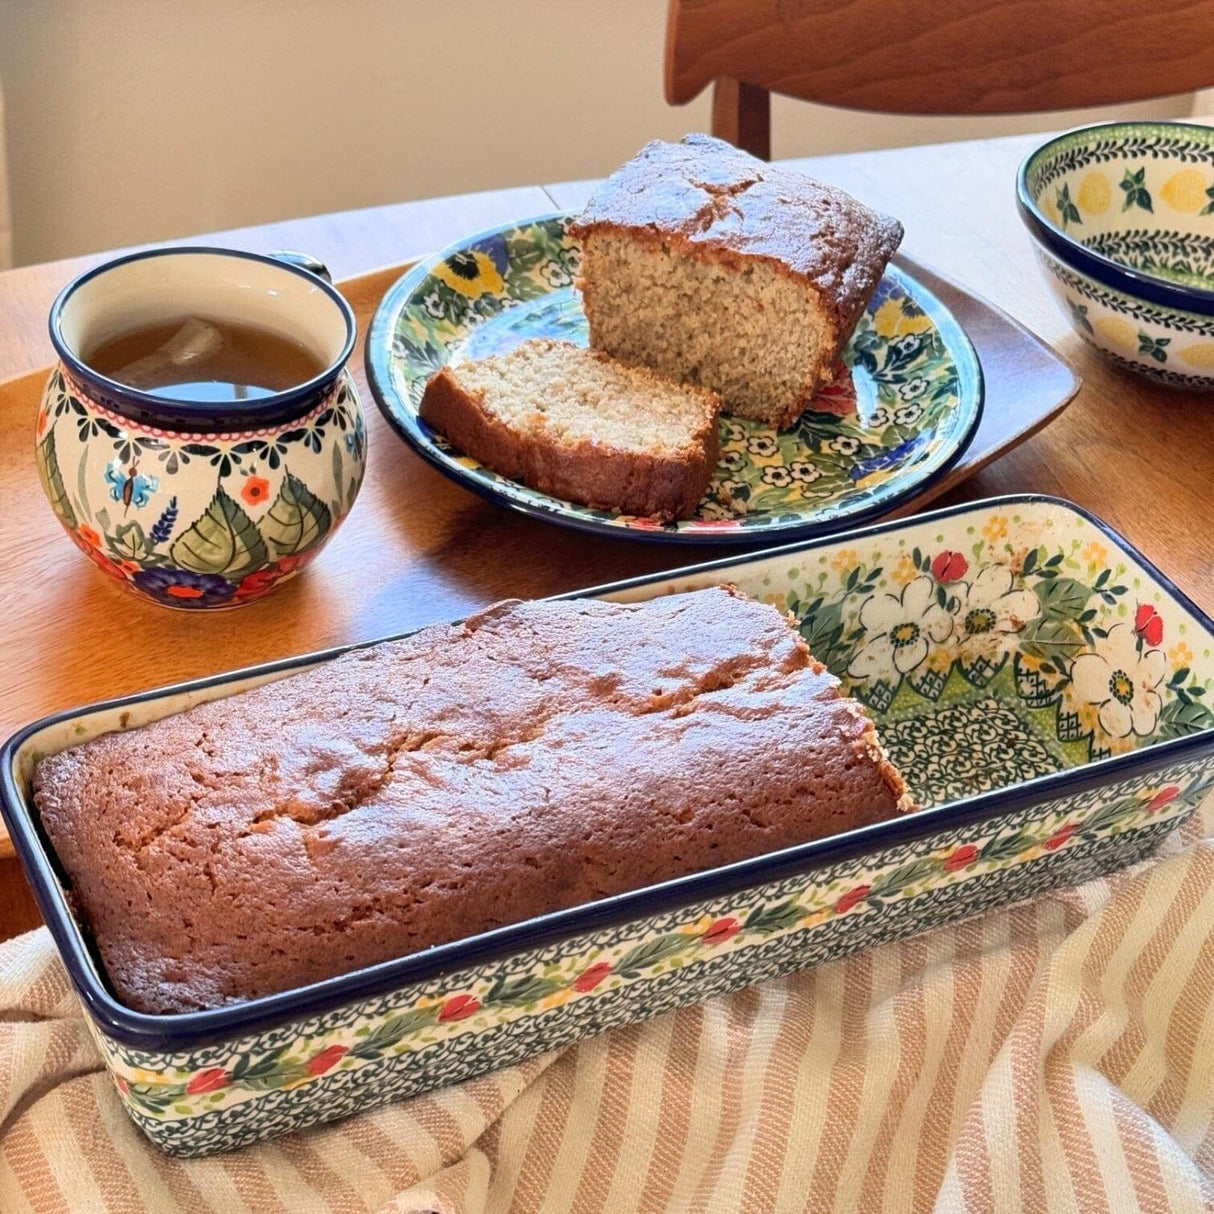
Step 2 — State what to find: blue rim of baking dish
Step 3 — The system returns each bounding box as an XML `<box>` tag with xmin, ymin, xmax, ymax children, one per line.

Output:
<box><xmin>1015</xmin><ymin>120</ymin><xmax>1214</xmax><ymax>318</ymax></box>
<box><xmin>1</xmin><ymin>494</ymin><xmax>1211</xmax><ymax>1051</ymax></box>
<box><xmin>48</xmin><ymin>246</ymin><xmax>358</xmax><ymax>431</ymax></box>
<box><xmin>363</xmin><ymin>211</ymin><xmax>984</xmax><ymax>545</ymax></box>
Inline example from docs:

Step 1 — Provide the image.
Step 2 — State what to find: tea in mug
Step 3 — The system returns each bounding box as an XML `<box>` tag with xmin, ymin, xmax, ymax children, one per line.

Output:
<box><xmin>86</xmin><ymin>317</ymin><xmax>326</xmax><ymax>402</ymax></box>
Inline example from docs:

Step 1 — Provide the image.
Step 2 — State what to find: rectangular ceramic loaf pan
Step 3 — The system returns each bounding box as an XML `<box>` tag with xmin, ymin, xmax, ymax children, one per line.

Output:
<box><xmin>2</xmin><ymin>495</ymin><xmax>1211</xmax><ymax>1157</ymax></box>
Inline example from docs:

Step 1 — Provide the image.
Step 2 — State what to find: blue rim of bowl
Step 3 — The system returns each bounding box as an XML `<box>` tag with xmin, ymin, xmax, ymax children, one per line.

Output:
<box><xmin>365</xmin><ymin>212</ymin><xmax>984</xmax><ymax>546</ymax></box>
<box><xmin>1</xmin><ymin>494</ymin><xmax>1210</xmax><ymax>1051</ymax></box>
<box><xmin>1016</xmin><ymin>120</ymin><xmax>1214</xmax><ymax>319</ymax></box>
<box><xmin>48</xmin><ymin>246</ymin><xmax>358</xmax><ymax>431</ymax></box>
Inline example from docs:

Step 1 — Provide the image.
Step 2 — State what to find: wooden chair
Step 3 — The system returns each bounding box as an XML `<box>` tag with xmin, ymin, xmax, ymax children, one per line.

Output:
<box><xmin>665</xmin><ymin>0</ymin><xmax>1214</xmax><ymax>158</ymax></box>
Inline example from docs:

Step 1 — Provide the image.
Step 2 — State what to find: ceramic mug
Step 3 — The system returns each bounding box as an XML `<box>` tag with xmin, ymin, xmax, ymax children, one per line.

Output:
<box><xmin>36</xmin><ymin>248</ymin><xmax>366</xmax><ymax>609</ymax></box>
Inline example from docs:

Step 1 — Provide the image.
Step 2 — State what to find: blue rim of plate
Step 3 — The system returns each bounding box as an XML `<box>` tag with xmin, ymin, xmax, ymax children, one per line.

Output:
<box><xmin>366</xmin><ymin>212</ymin><xmax>984</xmax><ymax>545</ymax></box>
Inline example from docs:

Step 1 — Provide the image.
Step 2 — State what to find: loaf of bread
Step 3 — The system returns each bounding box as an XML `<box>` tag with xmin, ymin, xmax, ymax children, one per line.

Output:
<box><xmin>34</xmin><ymin>587</ymin><xmax>911</xmax><ymax>1014</ymax></box>
<box><xmin>571</xmin><ymin>134</ymin><xmax>904</xmax><ymax>429</ymax></box>
<box><xmin>420</xmin><ymin>338</ymin><xmax>721</xmax><ymax>520</ymax></box>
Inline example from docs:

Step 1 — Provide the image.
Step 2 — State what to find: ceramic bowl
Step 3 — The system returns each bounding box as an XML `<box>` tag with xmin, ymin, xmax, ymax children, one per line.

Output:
<box><xmin>1017</xmin><ymin>121</ymin><xmax>1214</xmax><ymax>387</ymax></box>
<box><xmin>2</xmin><ymin>496</ymin><xmax>1210</xmax><ymax>1155</ymax></box>
<box><xmin>38</xmin><ymin>249</ymin><xmax>366</xmax><ymax>609</ymax></box>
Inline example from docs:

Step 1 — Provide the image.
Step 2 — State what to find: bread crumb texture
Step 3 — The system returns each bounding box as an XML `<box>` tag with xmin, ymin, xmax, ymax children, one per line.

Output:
<box><xmin>573</xmin><ymin>134</ymin><xmax>903</xmax><ymax>428</ymax></box>
<box><xmin>420</xmin><ymin>338</ymin><xmax>720</xmax><ymax>519</ymax></box>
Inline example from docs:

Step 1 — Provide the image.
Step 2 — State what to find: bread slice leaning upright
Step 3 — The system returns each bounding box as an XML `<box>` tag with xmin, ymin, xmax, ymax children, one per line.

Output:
<box><xmin>419</xmin><ymin>338</ymin><xmax>721</xmax><ymax>521</ymax></box>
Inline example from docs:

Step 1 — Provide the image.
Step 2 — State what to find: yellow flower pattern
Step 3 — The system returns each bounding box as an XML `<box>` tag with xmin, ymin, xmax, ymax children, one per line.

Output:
<box><xmin>982</xmin><ymin>516</ymin><xmax>1008</xmax><ymax>544</ymax></box>
<box><xmin>872</xmin><ymin>297</ymin><xmax>933</xmax><ymax>340</ymax></box>
<box><xmin>432</xmin><ymin>250</ymin><xmax>505</xmax><ymax>298</ymax></box>
<box><xmin>892</xmin><ymin>553</ymin><xmax>917</xmax><ymax>586</ymax></box>
<box><xmin>1076</xmin><ymin>171</ymin><xmax>1111</xmax><ymax>215</ymax></box>
<box><xmin>1159</xmin><ymin>168</ymin><xmax>1209</xmax><ymax>214</ymax></box>
<box><xmin>1169</xmin><ymin>642</ymin><xmax>1194</xmax><ymax>669</ymax></box>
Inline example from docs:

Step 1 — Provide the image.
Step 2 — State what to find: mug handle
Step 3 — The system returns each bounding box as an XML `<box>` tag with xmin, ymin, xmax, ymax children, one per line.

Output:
<box><xmin>268</xmin><ymin>250</ymin><xmax>333</xmax><ymax>284</ymax></box>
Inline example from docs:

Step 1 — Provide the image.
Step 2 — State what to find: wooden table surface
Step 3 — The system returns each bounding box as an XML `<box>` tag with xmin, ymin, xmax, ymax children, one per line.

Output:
<box><xmin>0</xmin><ymin>129</ymin><xmax>1211</xmax><ymax>935</ymax></box>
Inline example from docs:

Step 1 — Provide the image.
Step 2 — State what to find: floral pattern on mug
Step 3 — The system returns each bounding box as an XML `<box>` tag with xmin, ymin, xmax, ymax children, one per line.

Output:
<box><xmin>36</xmin><ymin>370</ymin><xmax>366</xmax><ymax>607</ymax></box>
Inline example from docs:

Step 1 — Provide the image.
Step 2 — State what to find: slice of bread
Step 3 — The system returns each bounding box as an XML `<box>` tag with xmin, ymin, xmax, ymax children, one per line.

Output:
<box><xmin>419</xmin><ymin>338</ymin><xmax>721</xmax><ymax>521</ymax></box>
<box><xmin>571</xmin><ymin>134</ymin><xmax>904</xmax><ymax>430</ymax></box>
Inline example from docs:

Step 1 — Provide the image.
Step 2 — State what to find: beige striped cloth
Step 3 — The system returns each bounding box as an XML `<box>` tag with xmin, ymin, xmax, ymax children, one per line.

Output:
<box><xmin>1</xmin><ymin>790</ymin><xmax>1211</xmax><ymax>1213</ymax></box>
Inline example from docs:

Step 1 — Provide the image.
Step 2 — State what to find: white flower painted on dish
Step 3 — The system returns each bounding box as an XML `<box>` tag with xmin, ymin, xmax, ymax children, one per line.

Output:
<box><xmin>953</xmin><ymin>565</ymin><xmax>1040</xmax><ymax>664</ymax></box>
<box><xmin>825</xmin><ymin>435</ymin><xmax>860</xmax><ymax>456</ymax></box>
<box><xmin>848</xmin><ymin>576</ymin><xmax>953</xmax><ymax>680</ymax></box>
<box><xmin>788</xmin><ymin>460</ymin><xmax>821</xmax><ymax>483</ymax></box>
<box><xmin>421</xmin><ymin>290</ymin><xmax>447</xmax><ymax>320</ymax></box>
<box><xmin>747</xmin><ymin>434</ymin><xmax>779</xmax><ymax>458</ymax></box>
<box><xmin>539</xmin><ymin>260</ymin><xmax>573</xmax><ymax>289</ymax></box>
<box><xmin>1069</xmin><ymin>622</ymin><xmax>1166</xmax><ymax>738</ymax></box>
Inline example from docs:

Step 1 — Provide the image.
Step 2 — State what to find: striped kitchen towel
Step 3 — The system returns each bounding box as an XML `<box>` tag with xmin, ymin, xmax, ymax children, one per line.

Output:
<box><xmin>0</xmin><ymin>792</ymin><xmax>1211</xmax><ymax>1213</ymax></box>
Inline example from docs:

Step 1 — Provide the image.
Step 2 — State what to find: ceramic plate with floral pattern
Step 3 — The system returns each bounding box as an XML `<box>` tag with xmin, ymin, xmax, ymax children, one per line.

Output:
<box><xmin>366</xmin><ymin>214</ymin><xmax>983</xmax><ymax>543</ymax></box>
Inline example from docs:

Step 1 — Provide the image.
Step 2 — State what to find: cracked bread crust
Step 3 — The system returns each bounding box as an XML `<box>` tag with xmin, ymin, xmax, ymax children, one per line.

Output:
<box><xmin>34</xmin><ymin>587</ymin><xmax>911</xmax><ymax>1014</ymax></box>
<box><xmin>571</xmin><ymin>133</ymin><xmax>904</xmax><ymax>338</ymax></box>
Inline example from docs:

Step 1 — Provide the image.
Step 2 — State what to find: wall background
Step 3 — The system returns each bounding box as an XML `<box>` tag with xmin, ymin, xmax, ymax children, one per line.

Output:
<box><xmin>0</xmin><ymin>0</ymin><xmax>1199</xmax><ymax>267</ymax></box>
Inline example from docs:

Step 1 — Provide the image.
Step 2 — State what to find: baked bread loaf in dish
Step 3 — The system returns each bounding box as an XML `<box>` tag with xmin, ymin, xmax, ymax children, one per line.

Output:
<box><xmin>571</xmin><ymin>133</ymin><xmax>904</xmax><ymax>429</ymax></box>
<box><xmin>34</xmin><ymin>587</ymin><xmax>912</xmax><ymax>1014</ymax></box>
<box><xmin>419</xmin><ymin>338</ymin><xmax>721</xmax><ymax>521</ymax></box>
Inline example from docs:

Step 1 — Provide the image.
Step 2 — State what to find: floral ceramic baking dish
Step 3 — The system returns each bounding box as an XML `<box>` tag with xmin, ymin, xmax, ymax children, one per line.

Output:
<box><xmin>2</xmin><ymin>496</ymin><xmax>1211</xmax><ymax>1156</ymax></box>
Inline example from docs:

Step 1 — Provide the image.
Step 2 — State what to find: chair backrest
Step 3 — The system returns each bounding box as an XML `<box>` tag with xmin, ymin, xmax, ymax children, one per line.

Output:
<box><xmin>0</xmin><ymin>75</ymin><xmax>10</xmax><ymax>268</ymax></box>
<box><xmin>666</xmin><ymin>0</ymin><xmax>1214</xmax><ymax>157</ymax></box>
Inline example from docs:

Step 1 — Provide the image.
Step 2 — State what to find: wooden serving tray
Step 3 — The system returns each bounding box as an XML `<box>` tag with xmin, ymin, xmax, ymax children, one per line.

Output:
<box><xmin>0</xmin><ymin>258</ymin><xmax>1077</xmax><ymax>891</ymax></box>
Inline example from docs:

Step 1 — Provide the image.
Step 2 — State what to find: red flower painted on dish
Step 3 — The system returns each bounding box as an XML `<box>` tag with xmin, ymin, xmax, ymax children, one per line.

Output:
<box><xmin>305</xmin><ymin>1044</ymin><xmax>349</xmax><ymax>1076</ymax></box>
<box><xmin>1134</xmin><ymin>604</ymin><xmax>1164</xmax><ymax>647</ymax></box>
<box><xmin>186</xmin><ymin>1067</ymin><xmax>231</xmax><ymax>1095</ymax></box>
<box><xmin>834</xmin><ymin>884</ymin><xmax>872</xmax><ymax>914</ymax></box>
<box><xmin>240</xmin><ymin>475</ymin><xmax>271</xmax><ymax>507</ymax></box>
<box><xmin>234</xmin><ymin>567</ymin><xmax>284</xmax><ymax>600</ymax></box>
<box><xmin>931</xmin><ymin>550</ymin><xmax>968</xmax><ymax>583</ymax></box>
<box><xmin>438</xmin><ymin>993</ymin><xmax>481</xmax><ymax>1023</ymax></box>
<box><xmin>702</xmin><ymin>916</ymin><xmax>741</xmax><ymax>946</ymax></box>
<box><xmin>67</xmin><ymin>526</ymin><xmax>130</xmax><ymax>581</ymax></box>
<box><xmin>1146</xmin><ymin>785</ymin><xmax>1180</xmax><ymax>814</ymax></box>
<box><xmin>812</xmin><ymin>359</ymin><xmax>859</xmax><ymax>416</ymax></box>
<box><xmin>76</xmin><ymin>523</ymin><xmax>103</xmax><ymax>550</ymax></box>
<box><xmin>573</xmin><ymin>962</ymin><xmax>613</xmax><ymax>992</ymax></box>
<box><xmin>1043</xmin><ymin>822</ymin><xmax>1079</xmax><ymax>851</ymax></box>
<box><xmin>943</xmin><ymin>844</ymin><xmax>980</xmax><ymax>872</ymax></box>
<box><xmin>91</xmin><ymin>553</ymin><xmax>129</xmax><ymax>581</ymax></box>
<box><xmin>276</xmin><ymin>550</ymin><xmax>319</xmax><ymax>575</ymax></box>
